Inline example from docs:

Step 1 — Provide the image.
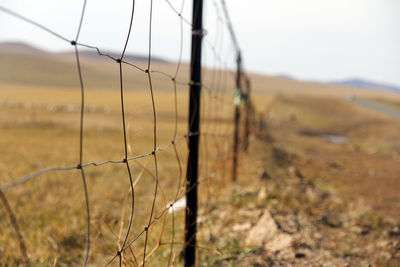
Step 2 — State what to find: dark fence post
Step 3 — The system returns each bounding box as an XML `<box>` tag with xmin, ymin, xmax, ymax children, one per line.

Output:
<box><xmin>243</xmin><ymin>77</ymin><xmax>251</xmax><ymax>151</ymax></box>
<box><xmin>184</xmin><ymin>0</ymin><xmax>203</xmax><ymax>266</ymax></box>
<box><xmin>232</xmin><ymin>52</ymin><xmax>242</xmax><ymax>181</ymax></box>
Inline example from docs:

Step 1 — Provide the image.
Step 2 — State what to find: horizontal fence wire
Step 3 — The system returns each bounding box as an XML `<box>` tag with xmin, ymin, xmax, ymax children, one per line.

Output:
<box><xmin>0</xmin><ymin>0</ymin><xmax>252</xmax><ymax>265</ymax></box>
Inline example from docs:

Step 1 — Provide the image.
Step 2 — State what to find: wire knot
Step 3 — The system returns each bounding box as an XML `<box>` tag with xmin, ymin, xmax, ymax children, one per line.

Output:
<box><xmin>76</xmin><ymin>164</ymin><xmax>82</xmax><ymax>169</ymax></box>
<box><xmin>70</xmin><ymin>40</ymin><xmax>76</xmax><ymax>46</ymax></box>
<box><xmin>116</xmin><ymin>250</ymin><xmax>121</xmax><ymax>256</ymax></box>
<box><xmin>116</xmin><ymin>58</ymin><xmax>122</xmax><ymax>63</ymax></box>
<box><xmin>144</xmin><ymin>69</ymin><xmax>149</xmax><ymax>73</ymax></box>
<box><xmin>122</xmin><ymin>158</ymin><xmax>127</xmax><ymax>163</ymax></box>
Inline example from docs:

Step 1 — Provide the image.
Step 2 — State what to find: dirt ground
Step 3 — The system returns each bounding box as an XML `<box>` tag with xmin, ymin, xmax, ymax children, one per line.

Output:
<box><xmin>269</xmin><ymin>96</ymin><xmax>400</xmax><ymax>220</ymax></box>
<box><xmin>197</xmin><ymin>95</ymin><xmax>400</xmax><ymax>266</ymax></box>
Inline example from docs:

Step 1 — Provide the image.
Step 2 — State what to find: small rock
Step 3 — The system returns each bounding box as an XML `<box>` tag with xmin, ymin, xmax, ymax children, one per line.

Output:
<box><xmin>232</xmin><ymin>222</ymin><xmax>252</xmax><ymax>232</ymax></box>
<box><xmin>260</xmin><ymin>170</ymin><xmax>271</xmax><ymax>180</ymax></box>
<box><xmin>288</xmin><ymin>166</ymin><xmax>304</xmax><ymax>182</ymax></box>
<box><xmin>295</xmin><ymin>252</ymin><xmax>306</xmax><ymax>258</ymax></box>
<box><xmin>313</xmin><ymin>232</ymin><xmax>323</xmax><ymax>239</ymax></box>
<box><xmin>394</xmin><ymin>250</ymin><xmax>400</xmax><ymax>259</ymax></box>
<box><xmin>361</xmin><ymin>225</ymin><xmax>373</xmax><ymax>235</ymax></box>
<box><xmin>278</xmin><ymin>214</ymin><xmax>299</xmax><ymax>233</ymax></box>
<box><xmin>218</xmin><ymin>210</ymin><xmax>229</xmax><ymax>220</ymax></box>
<box><xmin>305</xmin><ymin>186</ymin><xmax>319</xmax><ymax>202</ymax></box>
<box><xmin>388</xmin><ymin>226</ymin><xmax>400</xmax><ymax>237</ymax></box>
<box><xmin>238</xmin><ymin>209</ymin><xmax>262</xmax><ymax>218</ymax></box>
<box><xmin>257</xmin><ymin>186</ymin><xmax>267</xmax><ymax>201</ymax></box>
<box><xmin>328</xmin><ymin>162</ymin><xmax>342</xmax><ymax>170</ymax></box>
<box><xmin>264</xmin><ymin>234</ymin><xmax>293</xmax><ymax>252</ymax></box>
<box><xmin>321</xmin><ymin>213</ymin><xmax>342</xmax><ymax>228</ymax></box>
<box><xmin>377</xmin><ymin>240</ymin><xmax>389</xmax><ymax>248</ymax></box>
<box><xmin>246</xmin><ymin>210</ymin><xmax>277</xmax><ymax>246</ymax></box>
<box><xmin>246</xmin><ymin>209</ymin><xmax>293</xmax><ymax>252</ymax></box>
<box><xmin>379</xmin><ymin>251</ymin><xmax>392</xmax><ymax>261</ymax></box>
<box><xmin>350</xmin><ymin>225</ymin><xmax>362</xmax><ymax>234</ymax></box>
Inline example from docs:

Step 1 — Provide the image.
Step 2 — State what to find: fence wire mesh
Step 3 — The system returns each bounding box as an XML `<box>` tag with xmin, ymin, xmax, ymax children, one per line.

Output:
<box><xmin>0</xmin><ymin>0</ymin><xmax>253</xmax><ymax>265</ymax></box>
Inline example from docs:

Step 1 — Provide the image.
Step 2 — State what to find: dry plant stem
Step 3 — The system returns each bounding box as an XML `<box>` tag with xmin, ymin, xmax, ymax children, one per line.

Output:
<box><xmin>0</xmin><ymin>190</ymin><xmax>29</xmax><ymax>265</ymax></box>
<box><xmin>133</xmin><ymin>161</ymin><xmax>168</xmax><ymax>213</ymax></box>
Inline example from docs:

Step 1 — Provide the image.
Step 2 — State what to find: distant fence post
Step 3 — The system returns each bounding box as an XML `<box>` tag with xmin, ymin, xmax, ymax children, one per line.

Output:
<box><xmin>243</xmin><ymin>77</ymin><xmax>251</xmax><ymax>151</ymax></box>
<box><xmin>232</xmin><ymin>52</ymin><xmax>242</xmax><ymax>181</ymax></box>
<box><xmin>184</xmin><ymin>0</ymin><xmax>203</xmax><ymax>266</ymax></box>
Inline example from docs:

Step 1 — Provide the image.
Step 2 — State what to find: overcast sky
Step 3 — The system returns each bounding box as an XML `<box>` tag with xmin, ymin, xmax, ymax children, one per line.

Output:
<box><xmin>1</xmin><ymin>0</ymin><xmax>399</xmax><ymax>85</ymax></box>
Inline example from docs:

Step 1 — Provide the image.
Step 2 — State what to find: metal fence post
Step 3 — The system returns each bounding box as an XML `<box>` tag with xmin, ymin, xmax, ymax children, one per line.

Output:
<box><xmin>184</xmin><ymin>0</ymin><xmax>203</xmax><ymax>266</ymax></box>
<box><xmin>232</xmin><ymin>52</ymin><xmax>242</xmax><ymax>181</ymax></box>
<box><xmin>243</xmin><ymin>77</ymin><xmax>251</xmax><ymax>151</ymax></box>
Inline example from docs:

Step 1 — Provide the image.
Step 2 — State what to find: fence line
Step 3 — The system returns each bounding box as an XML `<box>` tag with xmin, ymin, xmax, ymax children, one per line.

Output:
<box><xmin>0</xmin><ymin>0</ymin><xmax>254</xmax><ymax>265</ymax></box>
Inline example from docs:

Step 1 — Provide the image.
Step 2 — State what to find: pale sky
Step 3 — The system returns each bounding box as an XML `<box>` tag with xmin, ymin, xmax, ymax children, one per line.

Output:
<box><xmin>1</xmin><ymin>0</ymin><xmax>399</xmax><ymax>85</ymax></box>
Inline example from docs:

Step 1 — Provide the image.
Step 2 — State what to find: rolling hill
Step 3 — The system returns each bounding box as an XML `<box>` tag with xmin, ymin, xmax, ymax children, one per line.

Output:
<box><xmin>329</xmin><ymin>78</ymin><xmax>400</xmax><ymax>93</ymax></box>
<box><xmin>1</xmin><ymin>42</ymin><xmax>399</xmax><ymax>102</ymax></box>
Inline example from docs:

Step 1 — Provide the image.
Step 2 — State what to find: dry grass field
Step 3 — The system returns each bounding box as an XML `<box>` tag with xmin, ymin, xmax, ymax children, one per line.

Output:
<box><xmin>0</xmin><ymin>82</ymin><xmax>239</xmax><ymax>265</ymax></box>
<box><xmin>1</xmin><ymin>47</ymin><xmax>400</xmax><ymax>266</ymax></box>
<box><xmin>0</xmin><ymin>47</ymin><xmax>242</xmax><ymax>265</ymax></box>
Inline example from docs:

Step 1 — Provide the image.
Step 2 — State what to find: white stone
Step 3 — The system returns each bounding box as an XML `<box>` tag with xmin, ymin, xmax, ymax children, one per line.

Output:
<box><xmin>245</xmin><ymin>209</ymin><xmax>293</xmax><ymax>252</ymax></box>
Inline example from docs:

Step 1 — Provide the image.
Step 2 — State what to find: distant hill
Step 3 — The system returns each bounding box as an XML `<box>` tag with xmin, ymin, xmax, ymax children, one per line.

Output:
<box><xmin>0</xmin><ymin>41</ymin><xmax>168</xmax><ymax>63</ymax></box>
<box><xmin>329</xmin><ymin>78</ymin><xmax>400</xmax><ymax>93</ymax></box>
<box><xmin>0</xmin><ymin>41</ymin><xmax>170</xmax><ymax>90</ymax></box>
<box><xmin>58</xmin><ymin>49</ymin><xmax>168</xmax><ymax>63</ymax></box>
<box><xmin>271</xmin><ymin>75</ymin><xmax>400</xmax><ymax>94</ymax></box>
<box><xmin>0</xmin><ymin>42</ymin><xmax>49</xmax><ymax>56</ymax></box>
<box><xmin>273</xmin><ymin>74</ymin><xmax>295</xmax><ymax>80</ymax></box>
<box><xmin>1</xmin><ymin>42</ymin><xmax>400</xmax><ymax>100</ymax></box>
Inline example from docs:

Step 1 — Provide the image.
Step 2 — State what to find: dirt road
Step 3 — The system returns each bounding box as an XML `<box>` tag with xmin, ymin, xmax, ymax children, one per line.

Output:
<box><xmin>351</xmin><ymin>98</ymin><xmax>400</xmax><ymax>119</ymax></box>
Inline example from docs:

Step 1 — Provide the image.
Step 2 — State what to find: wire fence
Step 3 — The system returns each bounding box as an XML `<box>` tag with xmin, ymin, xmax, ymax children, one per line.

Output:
<box><xmin>0</xmin><ymin>0</ymin><xmax>254</xmax><ymax>265</ymax></box>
